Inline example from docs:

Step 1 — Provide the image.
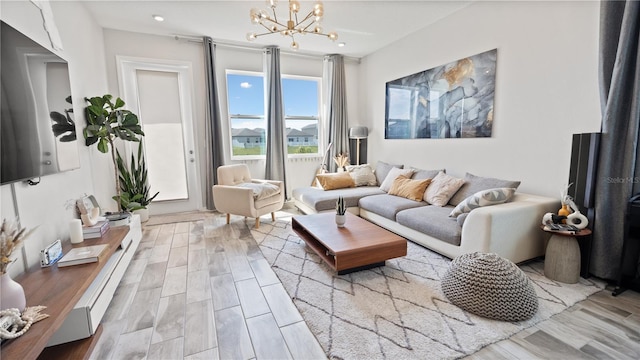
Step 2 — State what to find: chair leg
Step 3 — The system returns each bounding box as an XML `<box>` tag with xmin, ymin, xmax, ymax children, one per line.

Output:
<box><xmin>271</xmin><ymin>212</ymin><xmax>276</xmax><ymax>222</ymax></box>
<box><xmin>255</xmin><ymin>217</ymin><xmax>260</xmax><ymax>229</ymax></box>
<box><xmin>226</xmin><ymin>213</ymin><xmax>230</xmax><ymax>224</ymax></box>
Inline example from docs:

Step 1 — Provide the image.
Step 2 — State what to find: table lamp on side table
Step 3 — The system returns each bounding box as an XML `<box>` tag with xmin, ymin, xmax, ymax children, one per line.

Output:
<box><xmin>349</xmin><ymin>126</ymin><xmax>368</xmax><ymax>165</ymax></box>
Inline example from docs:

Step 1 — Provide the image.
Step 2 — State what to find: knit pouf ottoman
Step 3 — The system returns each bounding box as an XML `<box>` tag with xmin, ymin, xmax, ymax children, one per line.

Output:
<box><xmin>441</xmin><ymin>252</ymin><xmax>538</xmax><ymax>322</ymax></box>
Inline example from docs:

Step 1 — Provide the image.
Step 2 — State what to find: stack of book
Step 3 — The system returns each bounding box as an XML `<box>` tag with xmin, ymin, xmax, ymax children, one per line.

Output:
<box><xmin>83</xmin><ymin>221</ymin><xmax>110</xmax><ymax>239</ymax></box>
<box><xmin>58</xmin><ymin>244</ymin><xmax>109</xmax><ymax>267</ymax></box>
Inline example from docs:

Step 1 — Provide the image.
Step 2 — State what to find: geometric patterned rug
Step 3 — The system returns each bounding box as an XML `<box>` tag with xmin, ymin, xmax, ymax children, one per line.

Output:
<box><xmin>253</xmin><ymin>216</ymin><xmax>606</xmax><ymax>359</ymax></box>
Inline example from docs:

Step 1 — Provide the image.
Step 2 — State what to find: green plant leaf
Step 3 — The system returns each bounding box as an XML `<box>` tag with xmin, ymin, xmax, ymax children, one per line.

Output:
<box><xmin>114</xmin><ymin>97</ymin><xmax>125</xmax><ymax>109</ymax></box>
<box><xmin>97</xmin><ymin>138</ymin><xmax>109</xmax><ymax>153</ymax></box>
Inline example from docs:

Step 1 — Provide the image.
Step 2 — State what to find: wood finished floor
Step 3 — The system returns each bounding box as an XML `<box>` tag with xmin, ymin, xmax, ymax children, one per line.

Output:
<box><xmin>91</xmin><ymin>213</ymin><xmax>640</xmax><ymax>360</ymax></box>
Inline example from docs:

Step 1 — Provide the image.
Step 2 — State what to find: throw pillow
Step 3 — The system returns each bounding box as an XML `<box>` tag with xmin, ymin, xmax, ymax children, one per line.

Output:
<box><xmin>374</xmin><ymin>161</ymin><xmax>403</xmax><ymax>186</ymax></box>
<box><xmin>388</xmin><ymin>175</ymin><xmax>432</xmax><ymax>202</ymax></box>
<box><xmin>237</xmin><ymin>182</ymin><xmax>281</xmax><ymax>200</ymax></box>
<box><xmin>379</xmin><ymin>167</ymin><xmax>415</xmax><ymax>192</ymax></box>
<box><xmin>424</xmin><ymin>171</ymin><xmax>465</xmax><ymax>206</ymax></box>
<box><xmin>316</xmin><ymin>172</ymin><xmax>356</xmax><ymax>190</ymax></box>
<box><xmin>449</xmin><ymin>173</ymin><xmax>521</xmax><ymax>206</ymax></box>
<box><xmin>456</xmin><ymin>213</ymin><xmax>469</xmax><ymax>227</ymax></box>
<box><xmin>346</xmin><ymin>164</ymin><xmax>378</xmax><ymax>186</ymax></box>
<box><xmin>411</xmin><ymin>167</ymin><xmax>445</xmax><ymax>180</ymax></box>
<box><xmin>449</xmin><ymin>187</ymin><xmax>517</xmax><ymax>217</ymax></box>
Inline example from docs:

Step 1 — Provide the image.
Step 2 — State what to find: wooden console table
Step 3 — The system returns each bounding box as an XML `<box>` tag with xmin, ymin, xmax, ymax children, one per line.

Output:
<box><xmin>1</xmin><ymin>225</ymin><xmax>133</xmax><ymax>360</ymax></box>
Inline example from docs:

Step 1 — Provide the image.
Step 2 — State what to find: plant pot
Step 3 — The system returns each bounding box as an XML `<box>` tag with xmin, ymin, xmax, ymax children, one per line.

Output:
<box><xmin>335</xmin><ymin>214</ymin><xmax>346</xmax><ymax>227</ymax></box>
<box><xmin>1</xmin><ymin>273</ymin><xmax>26</xmax><ymax>312</ymax></box>
<box><xmin>134</xmin><ymin>208</ymin><xmax>150</xmax><ymax>223</ymax></box>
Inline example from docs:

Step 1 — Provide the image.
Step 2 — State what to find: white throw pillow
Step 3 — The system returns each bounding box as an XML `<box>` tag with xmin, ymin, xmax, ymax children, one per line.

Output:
<box><xmin>424</xmin><ymin>171</ymin><xmax>465</xmax><ymax>206</ymax></box>
<box><xmin>237</xmin><ymin>182</ymin><xmax>281</xmax><ymax>200</ymax></box>
<box><xmin>379</xmin><ymin>167</ymin><xmax>415</xmax><ymax>192</ymax></box>
<box><xmin>346</xmin><ymin>164</ymin><xmax>377</xmax><ymax>186</ymax></box>
<box><xmin>449</xmin><ymin>187</ymin><xmax>516</xmax><ymax>217</ymax></box>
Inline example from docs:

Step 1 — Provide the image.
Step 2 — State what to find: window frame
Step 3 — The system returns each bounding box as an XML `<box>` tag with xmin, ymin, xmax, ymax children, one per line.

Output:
<box><xmin>226</xmin><ymin>69</ymin><xmax>323</xmax><ymax>161</ymax></box>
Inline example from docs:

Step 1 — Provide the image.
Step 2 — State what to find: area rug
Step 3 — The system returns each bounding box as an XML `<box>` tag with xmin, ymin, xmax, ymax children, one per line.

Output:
<box><xmin>252</xmin><ymin>217</ymin><xmax>606</xmax><ymax>359</ymax></box>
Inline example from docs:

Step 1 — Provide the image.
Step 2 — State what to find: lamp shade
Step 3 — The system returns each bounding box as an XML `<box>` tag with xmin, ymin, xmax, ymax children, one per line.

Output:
<box><xmin>349</xmin><ymin>126</ymin><xmax>368</xmax><ymax>139</ymax></box>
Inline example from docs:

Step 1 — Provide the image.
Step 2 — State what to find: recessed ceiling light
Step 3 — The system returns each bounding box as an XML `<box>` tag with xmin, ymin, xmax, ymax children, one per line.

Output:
<box><xmin>152</xmin><ymin>15</ymin><xmax>164</xmax><ymax>22</ymax></box>
<box><xmin>338</xmin><ymin>42</ymin><xmax>346</xmax><ymax>47</ymax></box>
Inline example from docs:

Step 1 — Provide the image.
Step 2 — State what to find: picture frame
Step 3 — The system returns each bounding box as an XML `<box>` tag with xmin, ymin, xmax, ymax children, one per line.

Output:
<box><xmin>385</xmin><ymin>49</ymin><xmax>497</xmax><ymax>139</ymax></box>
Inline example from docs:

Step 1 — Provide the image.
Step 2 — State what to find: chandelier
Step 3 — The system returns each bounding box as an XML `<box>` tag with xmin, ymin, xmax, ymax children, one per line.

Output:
<box><xmin>246</xmin><ymin>0</ymin><xmax>338</xmax><ymax>50</ymax></box>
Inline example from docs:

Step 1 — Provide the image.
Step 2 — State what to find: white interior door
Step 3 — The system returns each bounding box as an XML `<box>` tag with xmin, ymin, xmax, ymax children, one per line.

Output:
<box><xmin>118</xmin><ymin>57</ymin><xmax>200</xmax><ymax>215</ymax></box>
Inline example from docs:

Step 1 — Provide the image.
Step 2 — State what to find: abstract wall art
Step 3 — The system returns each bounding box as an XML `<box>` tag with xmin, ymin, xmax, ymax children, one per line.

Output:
<box><xmin>385</xmin><ymin>49</ymin><xmax>497</xmax><ymax>139</ymax></box>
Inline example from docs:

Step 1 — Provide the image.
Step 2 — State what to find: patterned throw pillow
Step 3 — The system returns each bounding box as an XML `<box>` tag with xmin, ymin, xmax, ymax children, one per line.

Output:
<box><xmin>448</xmin><ymin>173</ymin><xmax>521</xmax><ymax>206</ymax></box>
<box><xmin>346</xmin><ymin>164</ymin><xmax>378</xmax><ymax>186</ymax></box>
<box><xmin>379</xmin><ymin>167</ymin><xmax>415</xmax><ymax>192</ymax></box>
<box><xmin>388</xmin><ymin>175</ymin><xmax>432</xmax><ymax>202</ymax></box>
<box><xmin>424</xmin><ymin>171</ymin><xmax>465</xmax><ymax>206</ymax></box>
<box><xmin>449</xmin><ymin>188</ymin><xmax>517</xmax><ymax>217</ymax></box>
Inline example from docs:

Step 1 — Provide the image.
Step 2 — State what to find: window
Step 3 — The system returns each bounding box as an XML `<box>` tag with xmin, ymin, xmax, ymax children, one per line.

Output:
<box><xmin>227</xmin><ymin>72</ymin><xmax>265</xmax><ymax>157</ymax></box>
<box><xmin>282</xmin><ymin>77</ymin><xmax>320</xmax><ymax>155</ymax></box>
<box><xmin>226</xmin><ymin>70</ymin><xmax>321</xmax><ymax>158</ymax></box>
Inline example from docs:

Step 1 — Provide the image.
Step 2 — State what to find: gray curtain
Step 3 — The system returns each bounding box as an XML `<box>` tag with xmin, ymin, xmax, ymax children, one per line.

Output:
<box><xmin>203</xmin><ymin>37</ymin><xmax>225</xmax><ymax>210</ymax></box>
<box><xmin>591</xmin><ymin>1</ymin><xmax>640</xmax><ymax>280</ymax></box>
<box><xmin>324</xmin><ymin>54</ymin><xmax>350</xmax><ymax>172</ymax></box>
<box><xmin>264</xmin><ymin>46</ymin><xmax>288</xmax><ymax>198</ymax></box>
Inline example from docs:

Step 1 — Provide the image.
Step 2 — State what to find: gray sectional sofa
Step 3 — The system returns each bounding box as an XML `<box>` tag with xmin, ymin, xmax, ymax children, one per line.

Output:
<box><xmin>292</xmin><ymin>162</ymin><xmax>559</xmax><ymax>264</ymax></box>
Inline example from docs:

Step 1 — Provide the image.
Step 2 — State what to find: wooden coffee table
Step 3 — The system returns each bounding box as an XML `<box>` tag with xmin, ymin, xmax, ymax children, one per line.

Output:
<box><xmin>292</xmin><ymin>212</ymin><xmax>407</xmax><ymax>274</ymax></box>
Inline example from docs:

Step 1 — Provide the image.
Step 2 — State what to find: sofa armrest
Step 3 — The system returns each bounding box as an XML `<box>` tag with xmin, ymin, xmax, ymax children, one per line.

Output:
<box><xmin>461</xmin><ymin>195</ymin><xmax>560</xmax><ymax>264</ymax></box>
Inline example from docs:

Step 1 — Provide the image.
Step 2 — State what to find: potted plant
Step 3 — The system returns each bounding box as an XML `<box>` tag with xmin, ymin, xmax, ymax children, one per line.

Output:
<box><xmin>83</xmin><ymin>94</ymin><xmax>145</xmax><ymax>212</ymax></box>
<box><xmin>114</xmin><ymin>143</ymin><xmax>159</xmax><ymax>222</ymax></box>
<box><xmin>335</xmin><ymin>196</ymin><xmax>346</xmax><ymax>227</ymax></box>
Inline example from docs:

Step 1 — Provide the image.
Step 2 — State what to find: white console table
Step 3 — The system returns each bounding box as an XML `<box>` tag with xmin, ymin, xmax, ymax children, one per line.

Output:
<box><xmin>1</xmin><ymin>215</ymin><xmax>142</xmax><ymax>360</ymax></box>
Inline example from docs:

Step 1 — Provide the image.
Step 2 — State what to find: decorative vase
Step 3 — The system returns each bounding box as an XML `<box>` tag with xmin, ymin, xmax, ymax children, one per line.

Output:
<box><xmin>0</xmin><ymin>273</ymin><xmax>26</xmax><ymax>312</ymax></box>
<box><xmin>558</xmin><ymin>204</ymin><xmax>571</xmax><ymax>223</ymax></box>
<box><xmin>134</xmin><ymin>208</ymin><xmax>150</xmax><ymax>223</ymax></box>
<box><xmin>335</xmin><ymin>214</ymin><xmax>346</xmax><ymax>227</ymax></box>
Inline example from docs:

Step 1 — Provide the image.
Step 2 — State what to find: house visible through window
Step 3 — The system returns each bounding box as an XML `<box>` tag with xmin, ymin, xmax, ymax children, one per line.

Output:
<box><xmin>226</xmin><ymin>70</ymin><xmax>321</xmax><ymax>158</ymax></box>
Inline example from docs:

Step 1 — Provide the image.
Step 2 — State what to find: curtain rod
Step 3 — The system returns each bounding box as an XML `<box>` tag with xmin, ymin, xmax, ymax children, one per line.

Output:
<box><xmin>172</xmin><ymin>34</ymin><xmax>361</xmax><ymax>64</ymax></box>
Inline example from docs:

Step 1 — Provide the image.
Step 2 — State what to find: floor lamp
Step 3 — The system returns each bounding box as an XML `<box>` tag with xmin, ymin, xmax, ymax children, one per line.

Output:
<box><xmin>349</xmin><ymin>126</ymin><xmax>368</xmax><ymax>165</ymax></box>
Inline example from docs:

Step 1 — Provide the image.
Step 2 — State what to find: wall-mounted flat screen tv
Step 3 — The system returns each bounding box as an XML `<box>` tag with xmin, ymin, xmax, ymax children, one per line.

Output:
<box><xmin>1</xmin><ymin>20</ymin><xmax>80</xmax><ymax>185</ymax></box>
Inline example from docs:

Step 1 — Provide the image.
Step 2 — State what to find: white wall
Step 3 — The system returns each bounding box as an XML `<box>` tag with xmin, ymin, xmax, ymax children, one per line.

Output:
<box><xmin>0</xmin><ymin>1</ymin><xmax>108</xmax><ymax>274</ymax></box>
<box><xmin>359</xmin><ymin>1</ymin><xmax>601</xmax><ymax>198</ymax></box>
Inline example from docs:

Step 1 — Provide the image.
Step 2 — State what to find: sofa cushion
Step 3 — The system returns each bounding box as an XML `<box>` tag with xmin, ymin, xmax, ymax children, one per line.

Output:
<box><xmin>379</xmin><ymin>167</ymin><xmax>415</xmax><ymax>192</ymax></box>
<box><xmin>396</xmin><ymin>206</ymin><xmax>462</xmax><ymax>246</ymax></box>
<box><xmin>374</xmin><ymin>161</ymin><xmax>403</xmax><ymax>186</ymax></box>
<box><xmin>450</xmin><ymin>187</ymin><xmax>517</xmax><ymax>217</ymax></box>
<box><xmin>411</xmin><ymin>168</ymin><xmax>443</xmax><ymax>180</ymax></box>
<box><xmin>359</xmin><ymin>194</ymin><xmax>427</xmax><ymax>220</ymax></box>
<box><xmin>316</xmin><ymin>172</ymin><xmax>355</xmax><ymax>190</ymax></box>
<box><xmin>424</xmin><ymin>171</ymin><xmax>465</xmax><ymax>206</ymax></box>
<box><xmin>293</xmin><ymin>186</ymin><xmax>385</xmax><ymax>212</ymax></box>
<box><xmin>346</xmin><ymin>164</ymin><xmax>378</xmax><ymax>186</ymax></box>
<box><xmin>388</xmin><ymin>175</ymin><xmax>432</xmax><ymax>202</ymax></box>
<box><xmin>449</xmin><ymin>173</ymin><xmax>521</xmax><ymax>206</ymax></box>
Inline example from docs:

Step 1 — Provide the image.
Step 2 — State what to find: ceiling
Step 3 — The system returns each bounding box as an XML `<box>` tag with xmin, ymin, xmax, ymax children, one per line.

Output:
<box><xmin>81</xmin><ymin>1</ymin><xmax>472</xmax><ymax>58</ymax></box>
